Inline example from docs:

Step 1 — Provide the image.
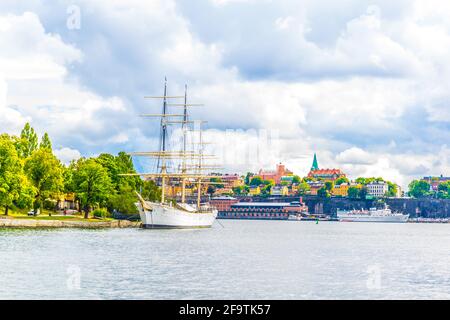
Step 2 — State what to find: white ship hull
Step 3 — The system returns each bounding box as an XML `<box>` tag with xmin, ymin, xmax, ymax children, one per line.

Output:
<box><xmin>337</xmin><ymin>213</ymin><xmax>409</xmax><ymax>223</ymax></box>
<box><xmin>136</xmin><ymin>202</ymin><xmax>217</xmax><ymax>229</ymax></box>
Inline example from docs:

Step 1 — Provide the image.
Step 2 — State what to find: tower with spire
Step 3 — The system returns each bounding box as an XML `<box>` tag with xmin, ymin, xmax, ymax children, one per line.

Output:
<box><xmin>311</xmin><ymin>153</ymin><xmax>319</xmax><ymax>171</ymax></box>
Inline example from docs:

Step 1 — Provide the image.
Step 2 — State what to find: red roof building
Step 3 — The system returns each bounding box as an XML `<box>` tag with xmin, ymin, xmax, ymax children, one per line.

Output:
<box><xmin>258</xmin><ymin>163</ymin><xmax>293</xmax><ymax>184</ymax></box>
<box><xmin>308</xmin><ymin>168</ymin><xmax>346</xmax><ymax>182</ymax></box>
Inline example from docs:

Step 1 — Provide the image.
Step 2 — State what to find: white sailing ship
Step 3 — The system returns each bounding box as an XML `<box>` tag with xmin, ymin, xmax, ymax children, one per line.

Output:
<box><xmin>123</xmin><ymin>79</ymin><xmax>218</xmax><ymax>228</ymax></box>
<box><xmin>337</xmin><ymin>206</ymin><xmax>409</xmax><ymax>223</ymax></box>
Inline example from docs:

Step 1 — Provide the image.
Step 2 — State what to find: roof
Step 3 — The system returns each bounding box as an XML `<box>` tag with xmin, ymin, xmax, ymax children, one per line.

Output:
<box><xmin>309</xmin><ymin>169</ymin><xmax>344</xmax><ymax>175</ymax></box>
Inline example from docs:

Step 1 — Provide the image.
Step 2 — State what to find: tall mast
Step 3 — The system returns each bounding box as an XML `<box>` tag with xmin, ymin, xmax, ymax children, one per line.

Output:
<box><xmin>181</xmin><ymin>84</ymin><xmax>188</xmax><ymax>203</ymax></box>
<box><xmin>160</xmin><ymin>77</ymin><xmax>168</xmax><ymax>203</ymax></box>
<box><xmin>197</xmin><ymin>121</ymin><xmax>203</xmax><ymax>209</ymax></box>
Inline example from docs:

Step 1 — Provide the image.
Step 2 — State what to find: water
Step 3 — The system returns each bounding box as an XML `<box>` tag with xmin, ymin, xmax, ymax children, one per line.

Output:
<box><xmin>1</xmin><ymin>220</ymin><xmax>449</xmax><ymax>299</ymax></box>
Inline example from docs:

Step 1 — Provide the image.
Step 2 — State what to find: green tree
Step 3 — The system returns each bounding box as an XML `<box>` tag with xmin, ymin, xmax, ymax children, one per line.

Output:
<box><xmin>24</xmin><ymin>148</ymin><xmax>64</xmax><ymax>213</ymax></box>
<box><xmin>72</xmin><ymin>158</ymin><xmax>113</xmax><ymax>218</ymax></box>
<box><xmin>244</xmin><ymin>172</ymin><xmax>254</xmax><ymax>185</ymax></box>
<box><xmin>250</xmin><ymin>176</ymin><xmax>263</xmax><ymax>186</ymax></box>
<box><xmin>0</xmin><ymin>136</ymin><xmax>27</xmax><ymax>215</ymax></box>
<box><xmin>297</xmin><ymin>182</ymin><xmax>311</xmax><ymax>195</ymax></box>
<box><xmin>325</xmin><ymin>181</ymin><xmax>334</xmax><ymax>191</ymax></box>
<box><xmin>232</xmin><ymin>185</ymin><xmax>249</xmax><ymax>195</ymax></box>
<box><xmin>39</xmin><ymin>132</ymin><xmax>52</xmax><ymax>151</ymax></box>
<box><xmin>317</xmin><ymin>187</ymin><xmax>330</xmax><ymax>198</ymax></box>
<box><xmin>210</xmin><ymin>177</ymin><xmax>224</xmax><ymax>189</ymax></box>
<box><xmin>386</xmin><ymin>181</ymin><xmax>398</xmax><ymax>197</ymax></box>
<box><xmin>108</xmin><ymin>184</ymin><xmax>138</xmax><ymax>214</ymax></box>
<box><xmin>292</xmin><ymin>175</ymin><xmax>301</xmax><ymax>184</ymax></box>
<box><xmin>408</xmin><ymin>180</ymin><xmax>431</xmax><ymax>198</ymax></box>
<box><xmin>141</xmin><ymin>180</ymin><xmax>161</xmax><ymax>202</ymax></box>
<box><xmin>17</xmin><ymin>122</ymin><xmax>38</xmax><ymax>158</ymax></box>
<box><xmin>348</xmin><ymin>186</ymin><xmax>359</xmax><ymax>199</ymax></box>
<box><xmin>335</xmin><ymin>177</ymin><xmax>349</xmax><ymax>185</ymax></box>
<box><xmin>358</xmin><ymin>186</ymin><xmax>368</xmax><ymax>199</ymax></box>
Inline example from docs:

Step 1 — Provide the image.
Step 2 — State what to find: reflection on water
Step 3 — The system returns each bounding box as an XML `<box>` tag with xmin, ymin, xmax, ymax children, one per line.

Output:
<box><xmin>1</xmin><ymin>221</ymin><xmax>450</xmax><ymax>299</ymax></box>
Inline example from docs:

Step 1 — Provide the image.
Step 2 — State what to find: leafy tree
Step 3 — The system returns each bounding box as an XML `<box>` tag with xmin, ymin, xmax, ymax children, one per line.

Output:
<box><xmin>317</xmin><ymin>187</ymin><xmax>331</xmax><ymax>198</ymax></box>
<box><xmin>348</xmin><ymin>186</ymin><xmax>360</xmax><ymax>199</ymax></box>
<box><xmin>232</xmin><ymin>185</ymin><xmax>249</xmax><ymax>195</ymax></box>
<box><xmin>141</xmin><ymin>180</ymin><xmax>161</xmax><ymax>202</ymax></box>
<box><xmin>386</xmin><ymin>181</ymin><xmax>398</xmax><ymax>197</ymax></box>
<box><xmin>292</xmin><ymin>175</ymin><xmax>301</xmax><ymax>184</ymax></box>
<box><xmin>250</xmin><ymin>176</ymin><xmax>263</xmax><ymax>186</ymax></box>
<box><xmin>24</xmin><ymin>148</ymin><xmax>64</xmax><ymax>213</ymax></box>
<box><xmin>297</xmin><ymin>182</ymin><xmax>310</xmax><ymax>195</ymax></box>
<box><xmin>358</xmin><ymin>186</ymin><xmax>368</xmax><ymax>199</ymax></box>
<box><xmin>244</xmin><ymin>172</ymin><xmax>254</xmax><ymax>185</ymax></box>
<box><xmin>261</xmin><ymin>184</ymin><xmax>273</xmax><ymax>195</ymax></box>
<box><xmin>335</xmin><ymin>177</ymin><xmax>349</xmax><ymax>185</ymax></box>
<box><xmin>72</xmin><ymin>158</ymin><xmax>113</xmax><ymax>218</ymax></box>
<box><xmin>0</xmin><ymin>136</ymin><xmax>27</xmax><ymax>215</ymax></box>
<box><xmin>17</xmin><ymin>123</ymin><xmax>38</xmax><ymax>158</ymax></box>
<box><xmin>107</xmin><ymin>184</ymin><xmax>138</xmax><ymax>214</ymax></box>
<box><xmin>39</xmin><ymin>132</ymin><xmax>52</xmax><ymax>151</ymax></box>
<box><xmin>408</xmin><ymin>180</ymin><xmax>431</xmax><ymax>198</ymax></box>
<box><xmin>325</xmin><ymin>181</ymin><xmax>334</xmax><ymax>191</ymax></box>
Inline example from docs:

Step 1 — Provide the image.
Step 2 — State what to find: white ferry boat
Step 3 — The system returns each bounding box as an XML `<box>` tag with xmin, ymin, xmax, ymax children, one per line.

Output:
<box><xmin>337</xmin><ymin>206</ymin><xmax>409</xmax><ymax>223</ymax></box>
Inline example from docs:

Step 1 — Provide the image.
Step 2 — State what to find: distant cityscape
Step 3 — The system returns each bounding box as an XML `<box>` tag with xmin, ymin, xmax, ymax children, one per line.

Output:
<box><xmin>162</xmin><ymin>153</ymin><xmax>450</xmax><ymax>201</ymax></box>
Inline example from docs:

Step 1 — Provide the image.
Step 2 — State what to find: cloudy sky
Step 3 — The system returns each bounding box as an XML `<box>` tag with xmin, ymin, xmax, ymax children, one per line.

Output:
<box><xmin>1</xmin><ymin>0</ymin><xmax>449</xmax><ymax>188</ymax></box>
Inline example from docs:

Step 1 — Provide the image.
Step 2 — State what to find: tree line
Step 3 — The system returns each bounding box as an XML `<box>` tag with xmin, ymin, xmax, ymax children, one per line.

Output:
<box><xmin>0</xmin><ymin>123</ymin><xmax>160</xmax><ymax>218</ymax></box>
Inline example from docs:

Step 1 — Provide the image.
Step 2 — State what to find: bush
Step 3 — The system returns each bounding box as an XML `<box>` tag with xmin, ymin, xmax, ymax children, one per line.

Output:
<box><xmin>92</xmin><ymin>208</ymin><xmax>110</xmax><ymax>219</ymax></box>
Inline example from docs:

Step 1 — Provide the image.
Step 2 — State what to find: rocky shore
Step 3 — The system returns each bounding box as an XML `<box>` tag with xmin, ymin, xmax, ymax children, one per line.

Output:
<box><xmin>0</xmin><ymin>218</ymin><xmax>141</xmax><ymax>229</ymax></box>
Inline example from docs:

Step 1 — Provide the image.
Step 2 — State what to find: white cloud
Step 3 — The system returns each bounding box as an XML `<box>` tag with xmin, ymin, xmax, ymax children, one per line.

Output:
<box><xmin>54</xmin><ymin>147</ymin><xmax>81</xmax><ymax>165</ymax></box>
<box><xmin>0</xmin><ymin>1</ymin><xmax>448</xmax><ymax>190</ymax></box>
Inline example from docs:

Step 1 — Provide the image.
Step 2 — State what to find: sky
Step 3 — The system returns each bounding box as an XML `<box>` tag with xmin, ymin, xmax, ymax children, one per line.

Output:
<box><xmin>0</xmin><ymin>0</ymin><xmax>449</xmax><ymax>189</ymax></box>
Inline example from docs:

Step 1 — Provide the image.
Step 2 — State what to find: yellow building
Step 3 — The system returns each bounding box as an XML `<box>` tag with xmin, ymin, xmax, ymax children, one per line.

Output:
<box><xmin>249</xmin><ymin>186</ymin><xmax>261</xmax><ymax>196</ymax></box>
<box><xmin>270</xmin><ymin>185</ymin><xmax>289</xmax><ymax>196</ymax></box>
<box><xmin>333</xmin><ymin>183</ymin><xmax>350</xmax><ymax>197</ymax></box>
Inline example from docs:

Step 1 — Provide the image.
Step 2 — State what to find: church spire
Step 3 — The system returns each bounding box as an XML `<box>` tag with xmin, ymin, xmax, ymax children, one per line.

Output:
<box><xmin>311</xmin><ymin>153</ymin><xmax>319</xmax><ymax>171</ymax></box>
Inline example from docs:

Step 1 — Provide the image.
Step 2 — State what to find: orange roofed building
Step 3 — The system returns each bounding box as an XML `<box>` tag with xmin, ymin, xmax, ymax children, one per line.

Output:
<box><xmin>258</xmin><ymin>163</ymin><xmax>293</xmax><ymax>184</ymax></box>
<box><xmin>307</xmin><ymin>153</ymin><xmax>346</xmax><ymax>182</ymax></box>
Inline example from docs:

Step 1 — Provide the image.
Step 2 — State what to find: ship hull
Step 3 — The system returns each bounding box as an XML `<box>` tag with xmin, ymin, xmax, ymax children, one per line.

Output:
<box><xmin>136</xmin><ymin>202</ymin><xmax>217</xmax><ymax>229</ymax></box>
<box><xmin>337</xmin><ymin>214</ymin><xmax>409</xmax><ymax>223</ymax></box>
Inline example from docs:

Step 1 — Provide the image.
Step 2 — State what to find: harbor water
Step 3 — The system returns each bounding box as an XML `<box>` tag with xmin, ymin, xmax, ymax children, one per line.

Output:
<box><xmin>1</xmin><ymin>220</ymin><xmax>449</xmax><ymax>299</ymax></box>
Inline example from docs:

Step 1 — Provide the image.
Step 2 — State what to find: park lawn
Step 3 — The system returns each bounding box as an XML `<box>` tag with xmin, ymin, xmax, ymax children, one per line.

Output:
<box><xmin>4</xmin><ymin>208</ymin><xmax>114</xmax><ymax>222</ymax></box>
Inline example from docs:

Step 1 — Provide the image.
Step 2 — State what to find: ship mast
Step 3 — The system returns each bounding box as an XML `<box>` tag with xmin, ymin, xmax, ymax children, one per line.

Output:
<box><xmin>197</xmin><ymin>121</ymin><xmax>203</xmax><ymax>209</ymax></box>
<box><xmin>181</xmin><ymin>84</ymin><xmax>188</xmax><ymax>203</ymax></box>
<box><xmin>121</xmin><ymin>78</ymin><xmax>221</xmax><ymax>208</ymax></box>
<box><xmin>160</xmin><ymin>78</ymin><xmax>168</xmax><ymax>203</ymax></box>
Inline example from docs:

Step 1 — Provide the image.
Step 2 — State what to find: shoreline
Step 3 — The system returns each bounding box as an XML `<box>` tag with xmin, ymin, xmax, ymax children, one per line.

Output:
<box><xmin>0</xmin><ymin>218</ymin><xmax>141</xmax><ymax>229</ymax></box>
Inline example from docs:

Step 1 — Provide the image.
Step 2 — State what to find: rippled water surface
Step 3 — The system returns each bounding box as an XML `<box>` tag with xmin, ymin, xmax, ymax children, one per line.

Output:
<box><xmin>1</xmin><ymin>220</ymin><xmax>450</xmax><ymax>299</ymax></box>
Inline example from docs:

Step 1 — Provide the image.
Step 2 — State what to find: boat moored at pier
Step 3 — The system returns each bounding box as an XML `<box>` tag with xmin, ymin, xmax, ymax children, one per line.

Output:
<box><xmin>337</xmin><ymin>206</ymin><xmax>409</xmax><ymax>223</ymax></box>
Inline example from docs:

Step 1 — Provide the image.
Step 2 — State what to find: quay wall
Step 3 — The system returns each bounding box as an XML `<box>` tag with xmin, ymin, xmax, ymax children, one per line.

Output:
<box><xmin>0</xmin><ymin>218</ymin><xmax>141</xmax><ymax>229</ymax></box>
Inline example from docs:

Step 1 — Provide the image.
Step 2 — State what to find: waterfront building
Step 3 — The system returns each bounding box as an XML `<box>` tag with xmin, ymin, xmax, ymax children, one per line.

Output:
<box><xmin>307</xmin><ymin>181</ymin><xmax>325</xmax><ymax>195</ymax></box>
<box><xmin>280</xmin><ymin>175</ymin><xmax>294</xmax><ymax>185</ymax></box>
<box><xmin>220</xmin><ymin>174</ymin><xmax>244</xmax><ymax>188</ymax></box>
<box><xmin>270</xmin><ymin>185</ymin><xmax>289</xmax><ymax>196</ymax></box>
<box><xmin>366</xmin><ymin>181</ymin><xmax>389</xmax><ymax>198</ymax></box>
<box><xmin>308</xmin><ymin>168</ymin><xmax>346</xmax><ymax>182</ymax></box>
<box><xmin>307</xmin><ymin>153</ymin><xmax>346</xmax><ymax>182</ymax></box>
<box><xmin>333</xmin><ymin>183</ymin><xmax>350</xmax><ymax>197</ymax></box>
<box><xmin>258</xmin><ymin>163</ymin><xmax>293</xmax><ymax>184</ymax></box>
<box><xmin>210</xmin><ymin>196</ymin><xmax>239</xmax><ymax>211</ymax></box>
<box><xmin>213</xmin><ymin>187</ymin><xmax>234</xmax><ymax>196</ymax></box>
<box><xmin>249</xmin><ymin>186</ymin><xmax>261</xmax><ymax>196</ymax></box>
<box><xmin>423</xmin><ymin>175</ymin><xmax>450</xmax><ymax>191</ymax></box>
